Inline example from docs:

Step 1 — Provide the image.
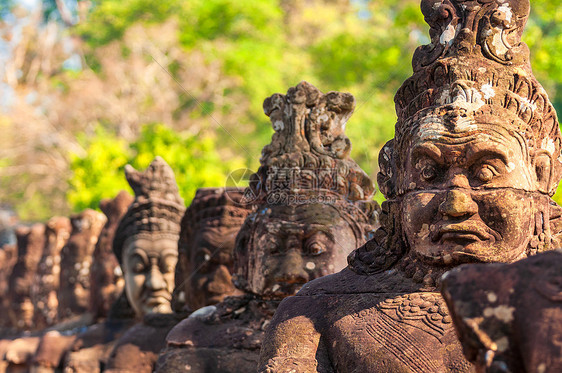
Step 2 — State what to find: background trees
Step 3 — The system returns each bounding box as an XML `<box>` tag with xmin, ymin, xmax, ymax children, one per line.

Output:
<box><xmin>1</xmin><ymin>0</ymin><xmax>561</xmax><ymax>220</ymax></box>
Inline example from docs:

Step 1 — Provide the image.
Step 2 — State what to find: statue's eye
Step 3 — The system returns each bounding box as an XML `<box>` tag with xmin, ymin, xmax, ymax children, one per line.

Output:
<box><xmin>475</xmin><ymin>165</ymin><xmax>498</xmax><ymax>183</ymax></box>
<box><xmin>307</xmin><ymin>242</ymin><xmax>325</xmax><ymax>256</ymax></box>
<box><xmin>421</xmin><ymin>164</ymin><xmax>437</xmax><ymax>181</ymax></box>
<box><xmin>132</xmin><ymin>259</ymin><xmax>146</xmax><ymax>273</ymax></box>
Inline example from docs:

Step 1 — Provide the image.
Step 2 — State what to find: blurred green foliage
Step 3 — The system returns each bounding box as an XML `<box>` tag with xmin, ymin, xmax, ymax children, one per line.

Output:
<box><xmin>63</xmin><ymin>0</ymin><xmax>562</xmax><ymax>210</ymax></box>
<box><xmin>3</xmin><ymin>0</ymin><xmax>562</xmax><ymax>219</ymax></box>
<box><xmin>68</xmin><ymin>123</ymin><xmax>245</xmax><ymax>212</ymax></box>
<box><xmin>74</xmin><ymin>0</ymin><xmax>428</xmax><ymax>201</ymax></box>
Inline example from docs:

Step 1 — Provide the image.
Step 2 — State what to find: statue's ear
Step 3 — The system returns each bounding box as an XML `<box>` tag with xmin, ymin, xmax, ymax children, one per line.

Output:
<box><xmin>377</xmin><ymin>139</ymin><xmax>397</xmax><ymax>199</ymax></box>
<box><xmin>533</xmin><ymin>150</ymin><xmax>554</xmax><ymax>194</ymax></box>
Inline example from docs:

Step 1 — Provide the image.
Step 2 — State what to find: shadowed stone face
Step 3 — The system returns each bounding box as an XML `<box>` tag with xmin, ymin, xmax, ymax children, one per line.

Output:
<box><xmin>122</xmin><ymin>235</ymin><xmax>177</xmax><ymax>316</ymax></box>
<box><xmin>241</xmin><ymin>204</ymin><xmax>356</xmax><ymax>298</ymax></box>
<box><xmin>183</xmin><ymin>225</ymin><xmax>240</xmax><ymax>308</ymax></box>
<box><xmin>402</xmin><ymin>111</ymin><xmax>537</xmax><ymax>265</ymax></box>
<box><xmin>175</xmin><ymin>187</ymin><xmax>251</xmax><ymax>312</ymax></box>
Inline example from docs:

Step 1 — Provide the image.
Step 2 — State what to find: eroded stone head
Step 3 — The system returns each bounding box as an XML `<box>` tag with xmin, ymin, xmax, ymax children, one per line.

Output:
<box><xmin>89</xmin><ymin>190</ymin><xmax>133</xmax><ymax>320</ymax></box>
<box><xmin>113</xmin><ymin>157</ymin><xmax>185</xmax><ymax>318</ymax></box>
<box><xmin>58</xmin><ymin>209</ymin><xmax>106</xmax><ymax>320</ymax></box>
<box><xmin>350</xmin><ymin>0</ymin><xmax>562</xmax><ymax>284</ymax></box>
<box><xmin>234</xmin><ymin>82</ymin><xmax>379</xmax><ymax>299</ymax></box>
<box><xmin>31</xmin><ymin>216</ymin><xmax>71</xmax><ymax>328</ymax></box>
<box><xmin>176</xmin><ymin>187</ymin><xmax>252</xmax><ymax>312</ymax></box>
<box><xmin>9</xmin><ymin>223</ymin><xmax>45</xmax><ymax>329</ymax></box>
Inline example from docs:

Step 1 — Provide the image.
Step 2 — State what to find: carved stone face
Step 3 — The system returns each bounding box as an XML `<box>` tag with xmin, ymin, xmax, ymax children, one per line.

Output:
<box><xmin>401</xmin><ymin>111</ymin><xmax>538</xmax><ymax>265</ymax></box>
<box><xmin>182</xmin><ymin>225</ymin><xmax>240</xmax><ymax>311</ymax></box>
<box><xmin>122</xmin><ymin>235</ymin><xmax>177</xmax><ymax>317</ymax></box>
<box><xmin>244</xmin><ymin>203</ymin><xmax>356</xmax><ymax>297</ymax></box>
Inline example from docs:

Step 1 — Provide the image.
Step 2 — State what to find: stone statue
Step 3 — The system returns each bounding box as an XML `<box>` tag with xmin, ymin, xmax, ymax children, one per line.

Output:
<box><xmin>35</xmin><ymin>192</ymin><xmax>132</xmax><ymax>373</ymax></box>
<box><xmin>259</xmin><ymin>1</ymin><xmax>562</xmax><ymax>371</ymax></box>
<box><xmin>31</xmin><ymin>216</ymin><xmax>72</xmax><ymax>329</ymax></box>
<box><xmin>156</xmin><ymin>81</ymin><xmax>379</xmax><ymax>372</ymax></box>
<box><xmin>101</xmin><ymin>157</ymin><xmax>185</xmax><ymax>372</ymax></box>
<box><xmin>174</xmin><ymin>187</ymin><xmax>252</xmax><ymax>313</ymax></box>
<box><xmin>58</xmin><ymin>209</ymin><xmax>106</xmax><ymax>322</ymax></box>
<box><xmin>8</xmin><ymin>223</ymin><xmax>45</xmax><ymax>330</ymax></box>
<box><xmin>89</xmin><ymin>190</ymin><xmax>133</xmax><ymax>320</ymax></box>
<box><xmin>441</xmin><ymin>250</ymin><xmax>562</xmax><ymax>373</ymax></box>
<box><xmin>0</xmin><ymin>243</ymin><xmax>17</xmax><ymax>332</ymax></box>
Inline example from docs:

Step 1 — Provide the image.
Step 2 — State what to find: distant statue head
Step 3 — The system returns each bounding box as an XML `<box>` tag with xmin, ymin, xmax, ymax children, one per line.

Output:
<box><xmin>234</xmin><ymin>82</ymin><xmax>379</xmax><ymax>299</ymax></box>
<box><xmin>32</xmin><ymin>216</ymin><xmax>71</xmax><ymax>328</ymax></box>
<box><xmin>58</xmin><ymin>209</ymin><xmax>106</xmax><ymax>320</ymax></box>
<box><xmin>113</xmin><ymin>157</ymin><xmax>185</xmax><ymax>318</ymax></box>
<box><xmin>90</xmin><ymin>190</ymin><xmax>133</xmax><ymax>319</ymax></box>
<box><xmin>9</xmin><ymin>223</ymin><xmax>45</xmax><ymax>329</ymax></box>
<box><xmin>176</xmin><ymin>187</ymin><xmax>252</xmax><ymax>312</ymax></box>
<box><xmin>350</xmin><ymin>0</ymin><xmax>562</xmax><ymax>285</ymax></box>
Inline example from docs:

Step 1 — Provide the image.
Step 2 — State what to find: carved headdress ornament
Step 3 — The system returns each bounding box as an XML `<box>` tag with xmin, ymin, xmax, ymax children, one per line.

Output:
<box><xmin>380</xmin><ymin>0</ymin><xmax>562</xmax><ymax>198</ymax></box>
<box><xmin>113</xmin><ymin>157</ymin><xmax>185</xmax><ymax>263</ymax></box>
<box><xmin>249</xmin><ymin>81</ymin><xmax>375</xmax><ymax>204</ymax></box>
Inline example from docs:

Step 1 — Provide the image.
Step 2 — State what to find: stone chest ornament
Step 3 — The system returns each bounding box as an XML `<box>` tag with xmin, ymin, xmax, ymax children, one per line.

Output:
<box><xmin>259</xmin><ymin>1</ymin><xmax>562</xmax><ymax>372</ymax></box>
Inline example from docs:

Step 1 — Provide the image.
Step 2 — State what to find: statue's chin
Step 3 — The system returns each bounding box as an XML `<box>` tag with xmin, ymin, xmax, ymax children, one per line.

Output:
<box><xmin>143</xmin><ymin>302</ymin><xmax>172</xmax><ymax>315</ymax></box>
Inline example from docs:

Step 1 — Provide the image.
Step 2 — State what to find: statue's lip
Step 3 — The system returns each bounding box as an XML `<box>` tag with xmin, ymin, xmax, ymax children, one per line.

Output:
<box><xmin>433</xmin><ymin>223</ymin><xmax>493</xmax><ymax>242</ymax></box>
<box><xmin>143</xmin><ymin>291</ymin><xmax>171</xmax><ymax>304</ymax></box>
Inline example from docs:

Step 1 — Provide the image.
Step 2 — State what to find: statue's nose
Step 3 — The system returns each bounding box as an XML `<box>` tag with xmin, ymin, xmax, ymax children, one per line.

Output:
<box><xmin>146</xmin><ymin>264</ymin><xmax>166</xmax><ymax>291</ymax></box>
<box><xmin>438</xmin><ymin>189</ymin><xmax>478</xmax><ymax>218</ymax></box>
<box><xmin>275</xmin><ymin>250</ymin><xmax>309</xmax><ymax>284</ymax></box>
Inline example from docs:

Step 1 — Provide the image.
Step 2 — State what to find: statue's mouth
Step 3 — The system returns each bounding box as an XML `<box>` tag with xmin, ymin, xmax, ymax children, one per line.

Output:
<box><xmin>143</xmin><ymin>291</ymin><xmax>171</xmax><ymax>306</ymax></box>
<box><xmin>433</xmin><ymin>223</ymin><xmax>494</xmax><ymax>244</ymax></box>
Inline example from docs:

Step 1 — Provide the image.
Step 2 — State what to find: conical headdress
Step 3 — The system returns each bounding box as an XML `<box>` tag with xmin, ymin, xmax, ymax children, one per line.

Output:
<box><xmin>113</xmin><ymin>157</ymin><xmax>185</xmax><ymax>263</ymax></box>
<box><xmin>249</xmin><ymin>81</ymin><xmax>375</xmax><ymax>204</ymax></box>
<box><xmin>378</xmin><ymin>0</ymin><xmax>562</xmax><ymax>198</ymax></box>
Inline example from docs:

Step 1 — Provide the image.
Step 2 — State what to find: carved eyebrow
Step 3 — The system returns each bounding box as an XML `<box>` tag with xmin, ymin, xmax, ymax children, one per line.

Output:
<box><xmin>130</xmin><ymin>249</ymin><xmax>149</xmax><ymax>264</ymax></box>
<box><xmin>465</xmin><ymin>143</ymin><xmax>509</xmax><ymax>166</ymax></box>
<box><xmin>304</xmin><ymin>226</ymin><xmax>335</xmax><ymax>241</ymax></box>
<box><xmin>411</xmin><ymin>143</ymin><xmax>443</xmax><ymax>163</ymax></box>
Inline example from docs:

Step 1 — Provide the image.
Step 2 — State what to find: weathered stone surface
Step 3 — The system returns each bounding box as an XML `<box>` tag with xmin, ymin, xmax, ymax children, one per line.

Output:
<box><xmin>105</xmin><ymin>313</ymin><xmax>182</xmax><ymax>373</ymax></box>
<box><xmin>258</xmin><ymin>1</ymin><xmax>562</xmax><ymax>372</ymax></box>
<box><xmin>90</xmin><ymin>191</ymin><xmax>133</xmax><ymax>320</ymax></box>
<box><xmin>31</xmin><ymin>331</ymin><xmax>75</xmax><ymax>371</ymax></box>
<box><xmin>8</xmin><ymin>224</ymin><xmax>45</xmax><ymax>331</ymax></box>
<box><xmin>0</xmin><ymin>244</ymin><xmax>17</xmax><ymax>331</ymax></box>
<box><xmin>61</xmin><ymin>192</ymin><xmax>134</xmax><ymax>373</ymax></box>
<box><xmin>1</xmin><ymin>336</ymin><xmax>40</xmax><ymax>372</ymax></box>
<box><xmin>58</xmin><ymin>209</ymin><xmax>106</xmax><ymax>321</ymax></box>
<box><xmin>31</xmin><ymin>216</ymin><xmax>71</xmax><ymax>329</ymax></box>
<box><xmin>63</xmin><ymin>317</ymin><xmax>135</xmax><ymax>373</ymax></box>
<box><xmin>174</xmin><ymin>187</ymin><xmax>252</xmax><ymax>313</ymax></box>
<box><xmin>441</xmin><ymin>250</ymin><xmax>562</xmax><ymax>373</ymax></box>
<box><xmin>157</xmin><ymin>81</ymin><xmax>378</xmax><ymax>372</ymax></box>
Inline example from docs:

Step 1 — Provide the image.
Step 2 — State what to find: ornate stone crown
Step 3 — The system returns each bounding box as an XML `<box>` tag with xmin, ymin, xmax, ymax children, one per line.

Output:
<box><xmin>113</xmin><ymin>157</ymin><xmax>185</xmax><ymax>263</ymax></box>
<box><xmin>379</xmin><ymin>0</ymin><xmax>562</xmax><ymax>198</ymax></box>
<box><xmin>249</xmin><ymin>81</ymin><xmax>375</xmax><ymax>204</ymax></box>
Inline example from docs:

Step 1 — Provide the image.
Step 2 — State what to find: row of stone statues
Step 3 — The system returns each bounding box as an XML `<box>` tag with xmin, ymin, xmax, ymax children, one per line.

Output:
<box><xmin>0</xmin><ymin>78</ymin><xmax>380</xmax><ymax>372</ymax></box>
<box><xmin>0</xmin><ymin>0</ymin><xmax>560</xmax><ymax>371</ymax></box>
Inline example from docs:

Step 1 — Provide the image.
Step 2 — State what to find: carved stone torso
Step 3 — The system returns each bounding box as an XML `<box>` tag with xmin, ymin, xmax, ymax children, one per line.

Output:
<box><xmin>260</xmin><ymin>268</ymin><xmax>474</xmax><ymax>372</ymax></box>
<box><xmin>157</xmin><ymin>296</ymin><xmax>278</xmax><ymax>373</ymax></box>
